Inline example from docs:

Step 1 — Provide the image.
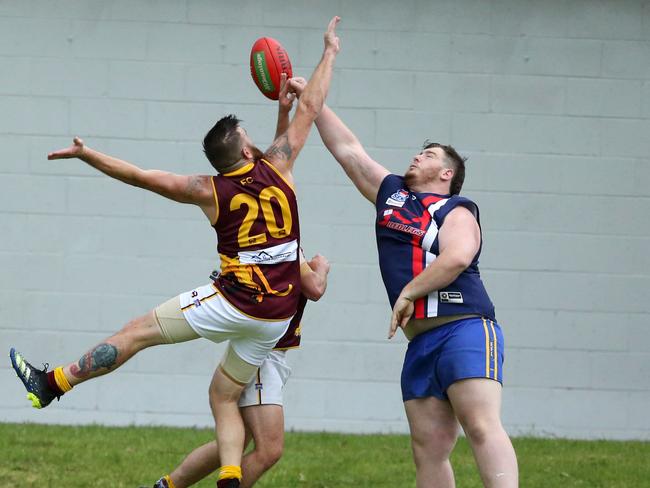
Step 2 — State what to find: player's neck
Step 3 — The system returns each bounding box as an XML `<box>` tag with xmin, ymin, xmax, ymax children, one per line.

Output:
<box><xmin>408</xmin><ymin>180</ymin><xmax>450</xmax><ymax>196</ymax></box>
<box><xmin>219</xmin><ymin>159</ymin><xmax>253</xmax><ymax>175</ymax></box>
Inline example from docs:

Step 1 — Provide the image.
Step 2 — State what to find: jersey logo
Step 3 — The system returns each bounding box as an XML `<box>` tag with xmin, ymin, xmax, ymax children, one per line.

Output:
<box><xmin>255</xmin><ymin>382</ymin><xmax>263</xmax><ymax>390</ymax></box>
<box><xmin>379</xmin><ymin>205</ymin><xmax>429</xmax><ymax>241</ymax></box>
<box><xmin>386</xmin><ymin>221</ymin><xmax>426</xmax><ymax>237</ymax></box>
<box><xmin>238</xmin><ymin>239</ymin><xmax>298</xmax><ymax>265</ymax></box>
<box><xmin>386</xmin><ymin>189</ymin><xmax>409</xmax><ymax>207</ymax></box>
<box><xmin>440</xmin><ymin>291</ymin><xmax>463</xmax><ymax>304</ymax></box>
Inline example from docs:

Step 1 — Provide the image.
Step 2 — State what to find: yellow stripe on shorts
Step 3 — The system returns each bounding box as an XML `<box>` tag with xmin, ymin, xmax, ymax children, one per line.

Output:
<box><xmin>482</xmin><ymin>317</ymin><xmax>490</xmax><ymax>378</ymax></box>
<box><xmin>489</xmin><ymin>320</ymin><xmax>498</xmax><ymax>380</ymax></box>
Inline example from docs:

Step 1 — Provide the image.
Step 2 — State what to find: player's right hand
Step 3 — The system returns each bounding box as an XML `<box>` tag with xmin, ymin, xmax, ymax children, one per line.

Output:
<box><xmin>48</xmin><ymin>137</ymin><xmax>85</xmax><ymax>160</ymax></box>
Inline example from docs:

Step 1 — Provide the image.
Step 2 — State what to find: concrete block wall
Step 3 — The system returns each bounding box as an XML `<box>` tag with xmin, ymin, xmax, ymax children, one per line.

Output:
<box><xmin>1</xmin><ymin>0</ymin><xmax>648</xmax><ymax>440</ymax></box>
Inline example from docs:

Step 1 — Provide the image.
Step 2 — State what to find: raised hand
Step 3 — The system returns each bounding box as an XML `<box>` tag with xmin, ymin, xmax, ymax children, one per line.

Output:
<box><xmin>48</xmin><ymin>137</ymin><xmax>85</xmax><ymax>160</ymax></box>
<box><xmin>287</xmin><ymin>76</ymin><xmax>307</xmax><ymax>98</ymax></box>
<box><xmin>324</xmin><ymin>16</ymin><xmax>341</xmax><ymax>54</ymax></box>
<box><xmin>278</xmin><ymin>73</ymin><xmax>296</xmax><ymax>112</ymax></box>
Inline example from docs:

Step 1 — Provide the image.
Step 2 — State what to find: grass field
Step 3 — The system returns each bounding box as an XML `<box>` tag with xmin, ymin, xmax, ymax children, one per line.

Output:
<box><xmin>1</xmin><ymin>423</ymin><xmax>648</xmax><ymax>487</ymax></box>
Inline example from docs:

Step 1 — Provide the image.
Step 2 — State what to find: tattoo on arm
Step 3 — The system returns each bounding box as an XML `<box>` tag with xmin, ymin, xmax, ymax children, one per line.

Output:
<box><xmin>266</xmin><ymin>134</ymin><xmax>293</xmax><ymax>162</ymax></box>
<box><xmin>185</xmin><ymin>175</ymin><xmax>205</xmax><ymax>200</ymax></box>
<box><xmin>69</xmin><ymin>343</ymin><xmax>118</xmax><ymax>379</ymax></box>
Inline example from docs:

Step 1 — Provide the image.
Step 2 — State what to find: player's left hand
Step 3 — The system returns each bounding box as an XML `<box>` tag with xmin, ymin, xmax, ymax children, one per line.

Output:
<box><xmin>389</xmin><ymin>294</ymin><xmax>414</xmax><ymax>339</ymax></box>
<box><xmin>278</xmin><ymin>73</ymin><xmax>296</xmax><ymax>111</ymax></box>
<box><xmin>308</xmin><ymin>253</ymin><xmax>330</xmax><ymax>275</ymax></box>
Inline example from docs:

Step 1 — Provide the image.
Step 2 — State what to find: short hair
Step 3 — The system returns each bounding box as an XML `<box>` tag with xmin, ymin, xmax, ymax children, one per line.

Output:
<box><xmin>423</xmin><ymin>140</ymin><xmax>467</xmax><ymax>195</ymax></box>
<box><xmin>203</xmin><ymin>114</ymin><xmax>243</xmax><ymax>172</ymax></box>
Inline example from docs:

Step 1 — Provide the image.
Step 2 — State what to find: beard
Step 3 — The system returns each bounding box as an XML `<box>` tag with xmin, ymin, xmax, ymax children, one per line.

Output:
<box><xmin>403</xmin><ymin>167</ymin><xmax>417</xmax><ymax>188</ymax></box>
<box><xmin>249</xmin><ymin>145</ymin><xmax>265</xmax><ymax>161</ymax></box>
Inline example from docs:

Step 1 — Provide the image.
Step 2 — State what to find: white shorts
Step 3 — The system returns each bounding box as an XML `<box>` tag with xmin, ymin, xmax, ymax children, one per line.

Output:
<box><xmin>239</xmin><ymin>350</ymin><xmax>291</xmax><ymax>407</ymax></box>
<box><xmin>179</xmin><ymin>283</ymin><xmax>291</xmax><ymax>367</ymax></box>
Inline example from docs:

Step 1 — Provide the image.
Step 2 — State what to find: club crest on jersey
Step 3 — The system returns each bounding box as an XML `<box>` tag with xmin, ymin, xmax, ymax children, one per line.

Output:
<box><xmin>386</xmin><ymin>189</ymin><xmax>409</xmax><ymax>207</ymax></box>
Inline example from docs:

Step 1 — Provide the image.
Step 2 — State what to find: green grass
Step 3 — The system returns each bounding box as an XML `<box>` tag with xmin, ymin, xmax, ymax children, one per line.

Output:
<box><xmin>1</xmin><ymin>423</ymin><xmax>648</xmax><ymax>487</ymax></box>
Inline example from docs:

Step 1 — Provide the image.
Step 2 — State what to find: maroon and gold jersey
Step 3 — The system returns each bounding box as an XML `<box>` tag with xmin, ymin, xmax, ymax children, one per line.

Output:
<box><xmin>211</xmin><ymin>159</ymin><xmax>301</xmax><ymax>320</ymax></box>
<box><xmin>274</xmin><ymin>294</ymin><xmax>307</xmax><ymax>350</ymax></box>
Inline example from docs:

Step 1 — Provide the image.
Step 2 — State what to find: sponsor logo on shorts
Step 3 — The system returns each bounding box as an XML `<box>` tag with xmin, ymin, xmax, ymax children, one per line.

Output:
<box><xmin>255</xmin><ymin>382</ymin><xmax>263</xmax><ymax>390</ymax></box>
<box><xmin>439</xmin><ymin>291</ymin><xmax>463</xmax><ymax>304</ymax></box>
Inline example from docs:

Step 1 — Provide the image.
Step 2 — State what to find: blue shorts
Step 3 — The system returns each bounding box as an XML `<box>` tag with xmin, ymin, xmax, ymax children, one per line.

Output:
<box><xmin>401</xmin><ymin>317</ymin><xmax>504</xmax><ymax>402</ymax></box>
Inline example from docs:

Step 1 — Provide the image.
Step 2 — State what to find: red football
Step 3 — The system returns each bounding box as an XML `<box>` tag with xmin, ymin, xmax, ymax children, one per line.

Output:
<box><xmin>250</xmin><ymin>37</ymin><xmax>293</xmax><ymax>100</ymax></box>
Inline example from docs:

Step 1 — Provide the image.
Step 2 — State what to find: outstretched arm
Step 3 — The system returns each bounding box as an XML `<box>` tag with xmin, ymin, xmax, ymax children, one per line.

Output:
<box><xmin>48</xmin><ymin>137</ymin><xmax>216</xmax><ymax>221</ymax></box>
<box><xmin>315</xmin><ymin>105</ymin><xmax>390</xmax><ymax>203</ymax></box>
<box><xmin>264</xmin><ymin>16</ymin><xmax>341</xmax><ymax>180</ymax></box>
<box><xmin>274</xmin><ymin>73</ymin><xmax>295</xmax><ymax>140</ymax></box>
<box><xmin>389</xmin><ymin>206</ymin><xmax>481</xmax><ymax>338</ymax></box>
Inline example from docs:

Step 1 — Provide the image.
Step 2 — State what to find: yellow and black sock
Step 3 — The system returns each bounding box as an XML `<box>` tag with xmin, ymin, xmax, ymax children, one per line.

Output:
<box><xmin>217</xmin><ymin>465</ymin><xmax>242</xmax><ymax>487</ymax></box>
<box><xmin>46</xmin><ymin>366</ymin><xmax>72</xmax><ymax>396</ymax></box>
<box><xmin>154</xmin><ymin>475</ymin><xmax>176</xmax><ymax>488</ymax></box>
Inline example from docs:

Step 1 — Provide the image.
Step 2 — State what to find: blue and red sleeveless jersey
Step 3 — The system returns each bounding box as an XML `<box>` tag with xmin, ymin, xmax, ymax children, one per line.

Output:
<box><xmin>375</xmin><ymin>174</ymin><xmax>495</xmax><ymax>321</ymax></box>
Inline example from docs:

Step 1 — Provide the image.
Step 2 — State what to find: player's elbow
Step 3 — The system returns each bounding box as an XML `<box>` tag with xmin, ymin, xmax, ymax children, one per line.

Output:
<box><xmin>332</xmin><ymin>143</ymin><xmax>362</xmax><ymax>171</ymax></box>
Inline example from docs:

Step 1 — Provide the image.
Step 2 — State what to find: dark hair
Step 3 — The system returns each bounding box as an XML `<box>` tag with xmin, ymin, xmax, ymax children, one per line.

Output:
<box><xmin>203</xmin><ymin>114</ymin><xmax>243</xmax><ymax>172</ymax></box>
<box><xmin>423</xmin><ymin>140</ymin><xmax>467</xmax><ymax>195</ymax></box>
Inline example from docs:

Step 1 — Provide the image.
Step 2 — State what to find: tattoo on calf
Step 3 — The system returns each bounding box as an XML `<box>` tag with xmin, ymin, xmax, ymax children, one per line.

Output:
<box><xmin>70</xmin><ymin>343</ymin><xmax>118</xmax><ymax>378</ymax></box>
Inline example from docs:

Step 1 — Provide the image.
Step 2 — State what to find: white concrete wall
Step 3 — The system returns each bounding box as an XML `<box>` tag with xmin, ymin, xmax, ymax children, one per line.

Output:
<box><xmin>1</xmin><ymin>0</ymin><xmax>649</xmax><ymax>440</ymax></box>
